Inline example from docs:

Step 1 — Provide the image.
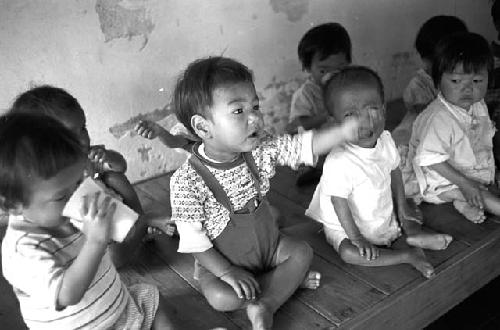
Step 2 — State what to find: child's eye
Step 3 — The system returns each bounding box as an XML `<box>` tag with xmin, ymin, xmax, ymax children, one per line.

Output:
<box><xmin>473</xmin><ymin>79</ymin><xmax>483</xmax><ymax>83</ymax></box>
<box><xmin>344</xmin><ymin>113</ymin><xmax>353</xmax><ymax>118</ymax></box>
<box><xmin>451</xmin><ymin>79</ymin><xmax>460</xmax><ymax>83</ymax></box>
<box><xmin>233</xmin><ymin>108</ymin><xmax>243</xmax><ymax>114</ymax></box>
<box><xmin>253</xmin><ymin>105</ymin><xmax>260</xmax><ymax>111</ymax></box>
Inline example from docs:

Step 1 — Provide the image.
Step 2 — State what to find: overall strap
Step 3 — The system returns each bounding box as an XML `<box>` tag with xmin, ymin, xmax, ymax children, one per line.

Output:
<box><xmin>242</xmin><ymin>152</ymin><xmax>262</xmax><ymax>198</ymax></box>
<box><xmin>188</xmin><ymin>155</ymin><xmax>234</xmax><ymax>212</ymax></box>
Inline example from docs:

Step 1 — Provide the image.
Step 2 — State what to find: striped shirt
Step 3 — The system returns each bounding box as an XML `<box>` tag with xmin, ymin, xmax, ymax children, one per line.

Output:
<box><xmin>1</xmin><ymin>216</ymin><xmax>128</xmax><ymax>330</ymax></box>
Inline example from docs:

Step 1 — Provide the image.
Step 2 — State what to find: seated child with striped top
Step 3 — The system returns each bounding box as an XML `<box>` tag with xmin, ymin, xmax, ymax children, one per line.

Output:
<box><xmin>306</xmin><ymin>66</ymin><xmax>452</xmax><ymax>278</ymax></box>
<box><xmin>9</xmin><ymin>85</ymin><xmax>171</xmax><ymax>266</ymax></box>
<box><xmin>408</xmin><ymin>32</ymin><xmax>499</xmax><ymax>223</ymax></box>
<box><xmin>0</xmin><ymin>113</ymin><xmax>172</xmax><ymax>329</ymax></box>
<box><xmin>169</xmin><ymin>56</ymin><xmax>358</xmax><ymax>330</ymax></box>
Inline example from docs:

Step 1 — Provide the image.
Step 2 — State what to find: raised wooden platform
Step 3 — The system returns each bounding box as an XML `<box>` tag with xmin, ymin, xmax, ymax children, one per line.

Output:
<box><xmin>2</xmin><ymin>166</ymin><xmax>500</xmax><ymax>329</ymax></box>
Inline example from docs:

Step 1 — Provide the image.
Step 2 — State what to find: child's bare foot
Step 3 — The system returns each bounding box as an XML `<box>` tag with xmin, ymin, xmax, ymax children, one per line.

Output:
<box><xmin>408</xmin><ymin>248</ymin><xmax>434</xmax><ymax>278</ymax></box>
<box><xmin>453</xmin><ymin>200</ymin><xmax>486</xmax><ymax>223</ymax></box>
<box><xmin>406</xmin><ymin>233</ymin><xmax>453</xmax><ymax>250</ymax></box>
<box><xmin>300</xmin><ymin>270</ymin><xmax>321</xmax><ymax>289</ymax></box>
<box><xmin>246</xmin><ymin>302</ymin><xmax>273</xmax><ymax>330</ymax></box>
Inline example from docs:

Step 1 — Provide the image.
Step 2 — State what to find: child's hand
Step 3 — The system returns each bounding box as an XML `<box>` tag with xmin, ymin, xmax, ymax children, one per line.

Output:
<box><xmin>340</xmin><ymin>117</ymin><xmax>360</xmax><ymax>142</ymax></box>
<box><xmin>351</xmin><ymin>237</ymin><xmax>379</xmax><ymax>260</ymax></box>
<box><xmin>88</xmin><ymin>145</ymin><xmax>107</xmax><ymax>174</ymax></box>
<box><xmin>459</xmin><ymin>180</ymin><xmax>485</xmax><ymax>209</ymax></box>
<box><xmin>142</xmin><ymin>211</ymin><xmax>177</xmax><ymax>237</ymax></box>
<box><xmin>135</xmin><ymin>120</ymin><xmax>162</xmax><ymax>140</ymax></box>
<box><xmin>219</xmin><ymin>266</ymin><xmax>260</xmax><ymax>300</ymax></box>
<box><xmin>80</xmin><ymin>192</ymin><xmax>116</xmax><ymax>245</ymax></box>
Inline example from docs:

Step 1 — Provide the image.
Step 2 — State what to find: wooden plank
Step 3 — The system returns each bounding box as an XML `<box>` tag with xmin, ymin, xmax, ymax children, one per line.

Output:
<box><xmin>295</xmin><ymin>255</ymin><xmax>386</xmax><ymax>326</ymax></box>
<box><xmin>421</xmin><ymin>202</ymin><xmax>500</xmax><ymax>245</ymax></box>
<box><xmin>120</xmin><ymin>242</ymin><xmax>238</xmax><ymax>330</ymax></box>
<box><xmin>150</xmin><ymin>236</ymin><xmax>335</xmax><ymax>329</ymax></box>
<box><xmin>338</xmin><ymin>228</ymin><xmax>500</xmax><ymax>329</ymax></box>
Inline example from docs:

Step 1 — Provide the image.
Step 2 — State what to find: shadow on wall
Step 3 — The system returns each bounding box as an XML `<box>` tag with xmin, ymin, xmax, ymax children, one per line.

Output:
<box><xmin>385</xmin><ymin>98</ymin><xmax>407</xmax><ymax>132</ymax></box>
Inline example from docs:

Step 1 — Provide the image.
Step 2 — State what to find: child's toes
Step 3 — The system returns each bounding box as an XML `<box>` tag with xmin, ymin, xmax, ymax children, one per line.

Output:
<box><xmin>301</xmin><ymin>271</ymin><xmax>321</xmax><ymax>289</ymax></box>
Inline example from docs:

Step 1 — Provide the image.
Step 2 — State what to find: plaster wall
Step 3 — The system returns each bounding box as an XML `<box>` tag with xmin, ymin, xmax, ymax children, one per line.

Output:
<box><xmin>0</xmin><ymin>0</ymin><xmax>495</xmax><ymax>181</ymax></box>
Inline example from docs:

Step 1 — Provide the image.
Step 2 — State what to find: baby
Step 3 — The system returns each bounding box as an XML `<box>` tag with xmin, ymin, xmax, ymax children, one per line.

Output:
<box><xmin>306</xmin><ymin>66</ymin><xmax>452</xmax><ymax>278</ymax></box>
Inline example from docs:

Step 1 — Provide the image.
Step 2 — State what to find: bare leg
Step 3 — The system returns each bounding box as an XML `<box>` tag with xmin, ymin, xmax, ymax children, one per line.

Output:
<box><xmin>249</xmin><ymin>236</ymin><xmax>315</xmax><ymax>330</ymax></box>
<box><xmin>401</xmin><ymin>217</ymin><xmax>452</xmax><ymax>250</ymax></box>
<box><xmin>439</xmin><ymin>189</ymin><xmax>486</xmax><ymax>223</ymax></box>
<box><xmin>338</xmin><ymin>239</ymin><xmax>434</xmax><ymax>278</ymax></box>
<box><xmin>152</xmin><ymin>295</ymin><xmax>176</xmax><ymax>330</ymax></box>
<box><xmin>197</xmin><ymin>269</ymin><xmax>247</xmax><ymax>312</ymax></box>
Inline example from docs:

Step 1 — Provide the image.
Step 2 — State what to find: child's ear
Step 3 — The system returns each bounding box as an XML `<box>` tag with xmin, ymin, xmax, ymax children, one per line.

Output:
<box><xmin>191</xmin><ymin>115</ymin><xmax>212</xmax><ymax>139</ymax></box>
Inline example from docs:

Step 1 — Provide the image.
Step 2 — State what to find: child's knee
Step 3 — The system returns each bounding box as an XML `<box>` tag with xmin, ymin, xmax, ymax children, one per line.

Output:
<box><xmin>204</xmin><ymin>287</ymin><xmax>243</xmax><ymax>312</ymax></box>
<box><xmin>338</xmin><ymin>241</ymin><xmax>359</xmax><ymax>264</ymax></box>
<box><xmin>291</xmin><ymin>240</ymin><xmax>314</xmax><ymax>265</ymax></box>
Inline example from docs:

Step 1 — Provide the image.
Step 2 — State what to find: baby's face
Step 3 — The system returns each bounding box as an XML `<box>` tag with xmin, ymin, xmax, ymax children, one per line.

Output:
<box><xmin>439</xmin><ymin>64</ymin><xmax>488</xmax><ymax>111</ymax></box>
<box><xmin>309</xmin><ymin>52</ymin><xmax>349</xmax><ymax>85</ymax></box>
<box><xmin>327</xmin><ymin>83</ymin><xmax>385</xmax><ymax>148</ymax></box>
<box><xmin>204</xmin><ymin>81</ymin><xmax>264</xmax><ymax>161</ymax></box>
<box><xmin>21</xmin><ymin>159</ymin><xmax>86</xmax><ymax>227</ymax></box>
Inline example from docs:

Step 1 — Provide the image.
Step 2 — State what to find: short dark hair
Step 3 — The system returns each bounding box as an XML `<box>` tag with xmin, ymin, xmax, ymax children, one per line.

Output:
<box><xmin>173</xmin><ymin>56</ymin><xmax>254</xmax><ymax>136</ymax></box>
<box><xmin>297</xmin><ymin>22</ymin><xmax>352</xmax><ymax>71</ymax></box>
<box><xmin>323</xmin><ymin>65</ymin><xmax>385</xmax><ymax>112</ymax></box>
<box><xmin>415</xmin><ymin>16</ymin><xmax>468</xmax><ymax>60</ymax></box>
<box><xmin>0</xmin><ymin>113</ymin><xmax>85</xmax><ymax>210</ymax></box>
<box><xmin>11</xmin><ymin>85</ymin><xmax>84</xmax><ymax>118</ymax></box>
<box><xmin>432</xmin><ymin>32</ymin><xmax>494</xmax><ymax>86</ymax></box>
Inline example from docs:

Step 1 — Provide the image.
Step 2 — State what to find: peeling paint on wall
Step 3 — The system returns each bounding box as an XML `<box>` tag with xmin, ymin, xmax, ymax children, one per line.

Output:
<box><xmin>108</xmin><ymin>104</ymin><xmax>174</xmax><ymax>139</ymax></box>
<box><xmin>269</xmin><ymin>0</ymin><xmax>308</xmax><ymax>22</ymax></box>
<box><xmin>95</xmin><ymin>0</ymin><xmax>154</xmax><ymax>49</ymax></box>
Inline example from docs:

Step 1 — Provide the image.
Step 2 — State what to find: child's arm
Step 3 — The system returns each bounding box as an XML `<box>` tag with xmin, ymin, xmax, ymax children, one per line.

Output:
<box><xmin>57</xmin><ymin>194</ymin><xmax>116</xmax><ymax>307</ymax></box>
<box><xmin>331</xmin><ymin>196</ymin><xmax>379</xmax><ymax>260</ymax></box>
<box><xmin>311</xmin><ymin>118</ymin><xmax>359</xmax><ymax>156</ymax></box>
<box><xmin>390</xmin><ymin>167</ymin><xmax>422</xmax><ymax>223</ymax></box>
<box><xmin>286</xmin><ymin>115</ymin><xmax>328</xmax><ymax>134</ymax></box>
<box><xmin>89</xmin><ymin>146</ymin><xmax>127</xmax><ymax>173</ymax></box>
<box><xmin>429</xmin><ymin>162</ymin><xmax>485</xmax><ymax>209</ymax></box>
<box><xmin>135</xmin><ymin>120</ymin><xmax>193</xmax><ymax>149</ymax></box>
<box><xmin>193</xmin><ymin>248</ymin><xmax>260</xmax><ymax>300</ymax></box>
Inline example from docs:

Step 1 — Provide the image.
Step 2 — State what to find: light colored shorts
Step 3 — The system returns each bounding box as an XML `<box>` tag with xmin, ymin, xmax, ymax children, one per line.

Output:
<box><xmin>113</xmin><ymin>283</ymin><xmax>160</xmax><ymax>330</ymax></box>
<box><xmin>323</xmin><ymin>225</ymin><xmax>401</xmax><ymax>252</ymax></box>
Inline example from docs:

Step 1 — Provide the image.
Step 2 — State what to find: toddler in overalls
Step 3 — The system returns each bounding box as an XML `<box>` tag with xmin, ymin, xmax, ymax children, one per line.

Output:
<box><xmin>169</xmin><ymin>56</ymin><xmax>359</xmax><ymax>330</ymax></box>
<box><xmin>408</xmin><ymin>32</ymin><xmax>500</xmax><ymax>223</ymax></box>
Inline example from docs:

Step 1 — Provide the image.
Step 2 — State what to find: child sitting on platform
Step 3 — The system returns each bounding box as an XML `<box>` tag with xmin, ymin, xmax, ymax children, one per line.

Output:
<box><xmin>287</xmin><ymin>22</ymin><xmax>352</xmax><ymax>186</ymax></box>
<box><xmin>408</xmin><ymin>32</ymin><xmax>498</xmax><ymax>223</ymax></box>
<box><xmin>306</xmin><ymin>66</ymin><xmax>452</xmax><ymax>278</ymax></box>
<box><xmin>391</xmin><ymin>16</ymin><xmax>468</xmax><ymax>196</ymax></box>
<box><xmin>169</xmin><ymin>56</ymin><xmax>358</xmax><ymax>330</ymax></box>
<box><xmin>0</xmin><ymin>113</ymin><xmax>172</xmax><ymax>329</ymax></box>
<box><xmin>10</xmin><ymin>85</ymin><xmax>170</xmax><ymax>266</ymax></box>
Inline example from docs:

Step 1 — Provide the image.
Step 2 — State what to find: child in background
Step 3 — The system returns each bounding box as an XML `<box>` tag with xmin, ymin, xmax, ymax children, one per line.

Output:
<box><xmin>10</xmin><ymin>85</ymin><xmax>166</xmax><ymax>267</ymax></box>
<box><xmin>409</xmin><ymin>32</ymin><xmax>498</xmax><ymax>223</ymax></box>
<box><xmin>0</xmin><ymin>113</ymin><xmax>173</xmax><ymax>329</ymax></box>
<box><xmin>487</xmin><ymin>0</ymin><xmax>500</xmax><ymax>168</ymax></box>
<box><xmin>391</xmin><ymin>16</ymin><xmax>468</xmax><ymax>196</ymax></box>
<box><xmin>306</xmin><ymin>66</ymin><xmax>452</xmax><ymax>278</ymax></box>
<box><xmin>170</xmin><ymin>56</ymin><xmax>358</xmax><ymax>329</ymax></box>
<box><xmin>287</xmin><ymin>22</ymin><xmax>352</xmax><ymax>186</ymax></box>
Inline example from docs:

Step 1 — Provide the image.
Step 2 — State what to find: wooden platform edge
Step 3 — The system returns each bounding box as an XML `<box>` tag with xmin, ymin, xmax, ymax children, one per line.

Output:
<box><xmin>338</xmin><ymin>228</ymin><xmax>500</xmax><ymax>330</ymax></box>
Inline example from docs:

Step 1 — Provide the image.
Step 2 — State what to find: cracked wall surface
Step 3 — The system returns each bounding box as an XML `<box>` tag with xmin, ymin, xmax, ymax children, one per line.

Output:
<box><xmin>0</xmin><ymin>0</ymin><xmax>495</xmax><ymax>182</ymax></box>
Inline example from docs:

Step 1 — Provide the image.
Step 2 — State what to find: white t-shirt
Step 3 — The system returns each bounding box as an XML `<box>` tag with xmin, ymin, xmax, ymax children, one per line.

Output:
<box><xmin>306</xmin><ymin>130</ymin><xmax>401</xmax><ymax>245</ymax></box>
<box><xmin>409</xmin><ymin>94</ymin><xmax>495</xmax><ymax>203</ymax></box>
